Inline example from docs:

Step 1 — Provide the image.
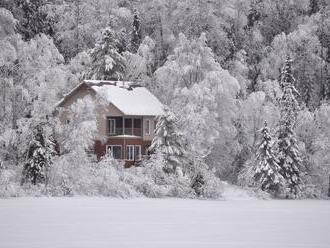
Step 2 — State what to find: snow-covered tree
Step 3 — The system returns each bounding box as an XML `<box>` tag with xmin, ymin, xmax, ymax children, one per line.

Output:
<box><xmin>261</xmin><ymin>23</ymin><xmax>324</xmax><ymax>108</ymax></box>
<box><xmin>56</xmin><ymin>96</ymin><xmax>97</xmax><ymax>155</ymax></box>
<box><xmin>277</xmin><ymin>56</ymin><xmax>303</xmax><ymax>197</ymax></box>
<box><xmin>130</xmin><ymin>9</ymin><xmax>142</xmax><ymax>53</ymax></box>
<box><xmin>253</xmin><ymin>121</ymin><xmax>284</xmax><ymax>194</ymax></box>
<box><xmin>230</xmin><ymin>90</ymin><xmax>281</xmax><ymax>183</ymax></box>
<box><xmin>172</xmin><ymin>69</ymin><xmax>240</xmax><ymax>158</ymax></box>
<box><xmin>278</xmin><ymin>57</ymin><xmax>300</xmax><ymax>128</ymax></box>
<box><xmin>88</xmin><ymin>27</ymin><xmax>126</xmax><ymax>80</ymax></box>
<box><xmin>22</xmin><ymin>122</ymin><xmax>56</xmax><ymax>185</ymax></box>
<box><xmin>149</xmin><ymin>107</ymin><xmax>186</xmax><ymax>174</ymax></box>
<box><xmin>155</xmin><ymin>33</ymin><xmax>220</xmax><ymax>104</ymax></box>
<box><xmin>304</xmin><ymin>103</ymin><xmax>330</xmax><ymax>196</ymax></box>
<box><xmin>15</xmin><ymin>0</ymin><xmax>55</xmax><ymax>41</ymax></box>
<box><xmin>123</xmin><ymin>36</ymin><xmax>157</xmax><ymax>82</ymax></box>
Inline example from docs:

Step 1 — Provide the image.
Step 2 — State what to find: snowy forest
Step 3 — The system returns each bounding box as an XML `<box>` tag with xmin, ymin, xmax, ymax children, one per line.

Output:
<box><xmin>0</xmin><ymin>0</ymin><xmax>330</xmax><ymax>199</ymax></box>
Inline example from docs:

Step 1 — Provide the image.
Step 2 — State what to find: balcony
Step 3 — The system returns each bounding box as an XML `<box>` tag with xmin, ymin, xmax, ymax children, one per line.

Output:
<box><xmin>107</xmin><ymin>117</ymin><xmax>142</xmax><ymax>137</ymax></box>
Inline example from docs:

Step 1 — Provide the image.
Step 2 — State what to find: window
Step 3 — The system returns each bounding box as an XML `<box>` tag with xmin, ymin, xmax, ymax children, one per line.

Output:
<box><xmin>108</xmin><ymin>119</ymin><xmax>116</xmax><ymax>135</ymax></box>
<box><xmin>124</xmin><ymin>118</ymin><xmax>132</xmax><ymax>135</ymax></box>
<box><xmin>126</xmin><ymin>145</ymin><xmax>134</xmax><ymax>160</ymax></box>
<box><xmin>134</xmin><ymin>118</ymin><xmax>141</xmax><ymax>128</ymax></box>
<box><xmin>106</xmin><ymin>145</ymin><xmax>122</xmax><ymax>159</ymax></box>
<box><xmin>135</xmin><ymin>145</ymin><xmax>141</xmax><ymax>160</ymax></box>
<box><xmin>124</xmin><ymin>118</ymin><xmax>132</xmax><ymax>128</ymax></box>
<box><xmin>154</xmin><ymin>120</ymin><xmax>157</xmax><ymax>130</ymax></box>
<box><xmin>126</xmin><ymin>145</ymin><xmax>141</xmax><ymax>161</ymax></box>
<box><xmin>145</xmin><ymin>120</ymin><xmax>150</xmax><ymax>135</ymax></box>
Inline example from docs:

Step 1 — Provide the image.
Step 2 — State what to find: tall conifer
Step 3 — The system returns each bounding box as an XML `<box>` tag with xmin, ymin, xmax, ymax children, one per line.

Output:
<box><xmin>277</xmin><ymin>56</ymin><xmax>302</xmax><ymax>197</ymax></box>
<box><xmin>253</xmin><ymin>121</ymin><xmax>284</xmax><ymax>194</ymax></box>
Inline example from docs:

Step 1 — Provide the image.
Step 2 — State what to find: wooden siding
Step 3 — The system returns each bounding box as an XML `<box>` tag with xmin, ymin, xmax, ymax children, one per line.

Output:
<box><xmin>94</xmin><ymin>138</ymin><xmax>151</xmax><ymax>167</ymax></box>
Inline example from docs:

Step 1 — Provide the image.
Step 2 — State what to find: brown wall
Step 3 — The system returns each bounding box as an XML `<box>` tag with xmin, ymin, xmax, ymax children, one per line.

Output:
<box><xmin>142</xmin><ymin>116</ymin><xmax>157</xmax><ymax>141</ymax></box>
<box><xmin>95</xmin><ymin>102</ymin><xmax>123</xmax><ymax>139</ymax></box>
<box><xmin>94</xmin><ymin>138</ymin><xmax>151</xmax><ymax>167</ymax></box>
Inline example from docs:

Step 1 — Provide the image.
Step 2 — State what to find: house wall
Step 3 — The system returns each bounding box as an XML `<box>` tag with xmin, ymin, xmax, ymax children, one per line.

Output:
<box><xmin>94</xmin><ymin>138</ymin><xmax>151</xmax><ymax>167</ymax></box>
<box><xmin>59</xmin><ymin>84</ymin><xmax>93</xmax><ymax>108</ymax></box>
<box><xmin>96</xmin><ymin>103</ymin><xmax>123</xmax><ymax>138</ymax></box>
<box><xmin>142</xmin><ymin>116</ymin><xmax>157</xmax><ymax>141</ymax></box>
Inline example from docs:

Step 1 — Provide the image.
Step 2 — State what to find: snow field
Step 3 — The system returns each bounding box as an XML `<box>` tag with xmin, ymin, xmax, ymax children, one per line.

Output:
<box><xmin>0</xmin><ymin>198</ymin><xmax>329</xmax><ymax>248</ymax></box>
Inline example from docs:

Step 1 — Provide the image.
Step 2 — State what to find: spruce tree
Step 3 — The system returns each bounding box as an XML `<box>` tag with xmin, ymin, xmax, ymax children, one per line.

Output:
<box><xmin>88</xmin><ymin>27</ymin><xmax>126</xmax><ymax>80</ymax></box>
<box><xmin>149</xmin><ymin>107</ymin><xmax>186</xmax><ymax>173</ymax></box>
<box><xmin>22</xmin><ymin>124</ymin><xmax>56</xmax><ymax>185</ymax></box>
<box><xmin>277</xmin><ymin>56</ymin><xmax>302</xmax><ymax>197</ymax></box>
<box><xmin>131</xmin><ymin>9</ymin><xmax>142</xmax><ymax>53</ymax></box>
<box><xmin>253</xmin><ymin>121</ymin><xmax>284</xmax><ymax>194</ymax></box>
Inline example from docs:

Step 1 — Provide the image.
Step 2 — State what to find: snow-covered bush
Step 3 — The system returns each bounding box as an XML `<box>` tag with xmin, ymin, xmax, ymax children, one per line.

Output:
<box><xmin>46</xmin><ymin>153</ymin><xmax>141</xmax><ymax>197</ymax></box>
<box><xmin>137</xmin><ymin>151</ymin><xmax>194</xmax><ymax>198</ymax></box>
<box><xmin>188</xmin><ymin>154</ymin><xmax>223</xmax><ymax>199</ymax></box>
<box><xmin>0</xmin><ymin>164</ymin><xmax>23</xmax><ymax>197</ymax></box>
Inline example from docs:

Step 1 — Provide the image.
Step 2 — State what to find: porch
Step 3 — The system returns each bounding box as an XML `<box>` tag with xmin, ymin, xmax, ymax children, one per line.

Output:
<box><xmin>107</xmin><ymin>116</ymin><xmax>142</xmax><ymax>137</ymax></box>
<box><xmin>94</xmin><ymin>138</ymin><xmax>151</xmax><ymax>167</ymax></box>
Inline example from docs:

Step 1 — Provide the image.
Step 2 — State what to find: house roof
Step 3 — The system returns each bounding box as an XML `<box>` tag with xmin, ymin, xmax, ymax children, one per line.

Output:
<box><xmin>59</xmin><ymin>80</ymin><xmax>164</xmax><ymax>116</ymax></box>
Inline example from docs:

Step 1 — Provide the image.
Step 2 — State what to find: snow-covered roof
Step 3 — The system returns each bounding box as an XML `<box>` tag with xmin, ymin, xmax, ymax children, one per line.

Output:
<box><xmin>85</xmin><ymin>80</ymin><xmax>164</xmax><ymax>116</ymax></box>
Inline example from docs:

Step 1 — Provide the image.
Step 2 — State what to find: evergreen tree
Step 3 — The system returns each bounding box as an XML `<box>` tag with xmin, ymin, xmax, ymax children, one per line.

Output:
<box><xmin>88</xmin><ymin>27</ymin><xmax>126</xmax><ymax>80</ymax></box>
<box><xmin>277</xmin><ymin>56</ymin><xmax>302</xmax><ymax>197</ymax></box>
<box><xmin>22</xmin><ymin>124</ymin><xmax>56</xmax><ymax>185</ymax></box>
<box><xmin>131</xmin><ymin>9</ymin><xmax>142</xmax><ymax>53</ymax></box>
<box><xmin>15</xmin><ymin>0</ymin><xmax>55</xmax><ymax>41</ymax></box>
<box><xmin>253</xmin><ymin>121</ymin><xmax>284</xmax><ymax>194</ymax></box>
<box><xmin>149</xmin><ymin>107</ymin><xmax>186</xmax><ymax>173</ymax></box>
<box><xmin>191</xmin><ymin>173</ymin><xmax>205</xmax><ymax>196</ymax></box>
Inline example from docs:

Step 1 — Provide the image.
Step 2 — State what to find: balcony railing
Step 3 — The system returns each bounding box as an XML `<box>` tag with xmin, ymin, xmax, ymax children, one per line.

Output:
<box><xmin>109</xmin><ymin>128</ymin><xmax>142</xmax><ymax>137</ymax></box>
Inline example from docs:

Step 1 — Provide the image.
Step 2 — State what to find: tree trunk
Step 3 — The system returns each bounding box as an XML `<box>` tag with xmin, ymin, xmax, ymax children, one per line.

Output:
<box><xmin>328</xmin><ymin>174</ymin><xmax>330</xmax><ymax>197</ymax></box>
<box><xmin>11</xmin><ymin>90</ymin><xmax>17</xmax><ymax>130</ymax></box>
<box><xmin>75</xmin><ymin>0</ymin><xmax>81</xmax><ymax>55</ymax></box>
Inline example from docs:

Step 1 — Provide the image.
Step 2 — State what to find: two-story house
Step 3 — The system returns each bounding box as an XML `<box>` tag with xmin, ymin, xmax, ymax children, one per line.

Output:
<box><xmin>57</xmin><ymin>80</ymin><xmax>164</xmax><ymax>166</ymax></box>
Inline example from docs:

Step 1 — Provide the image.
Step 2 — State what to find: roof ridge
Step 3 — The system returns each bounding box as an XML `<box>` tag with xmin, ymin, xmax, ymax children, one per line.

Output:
<box><xmin>83</xmin><ymin>80</ymin><xmax>143</xmax><ymax>88</ymax></box>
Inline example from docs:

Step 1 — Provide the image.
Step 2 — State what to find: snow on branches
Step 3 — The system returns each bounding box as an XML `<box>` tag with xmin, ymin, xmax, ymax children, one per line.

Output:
<box><xmin>149</xmin><ymin>107</ymin><xmax>186</xmax><ymax>173</ymax></box>
<box><xmin>277</xmin><ymin>56</ymin><xmax>303</xmax><ymax>197</ymax></box>
<box><xmin>253</xmin><ymin>121</ymin><xmax>284</xmax><ymax>195</ymax></box>
<box><xmin>88</xmin><ymin>27</ymin><xmax>126</xmax><ymax>80</ymax></box>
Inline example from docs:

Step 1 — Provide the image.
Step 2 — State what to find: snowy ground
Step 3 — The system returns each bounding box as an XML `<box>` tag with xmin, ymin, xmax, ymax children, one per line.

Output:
<box><xmin>0</xmin><ymin>198</ymin><xmax>329</xmax><ymax>248</ymax></box>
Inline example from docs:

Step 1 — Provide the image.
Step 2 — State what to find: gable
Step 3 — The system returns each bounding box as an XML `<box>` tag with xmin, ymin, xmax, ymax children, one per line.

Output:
<box><xmin>57</xmin><ymin>83</ymin><xmax>94</xmax><ymax>108</ymax></box>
